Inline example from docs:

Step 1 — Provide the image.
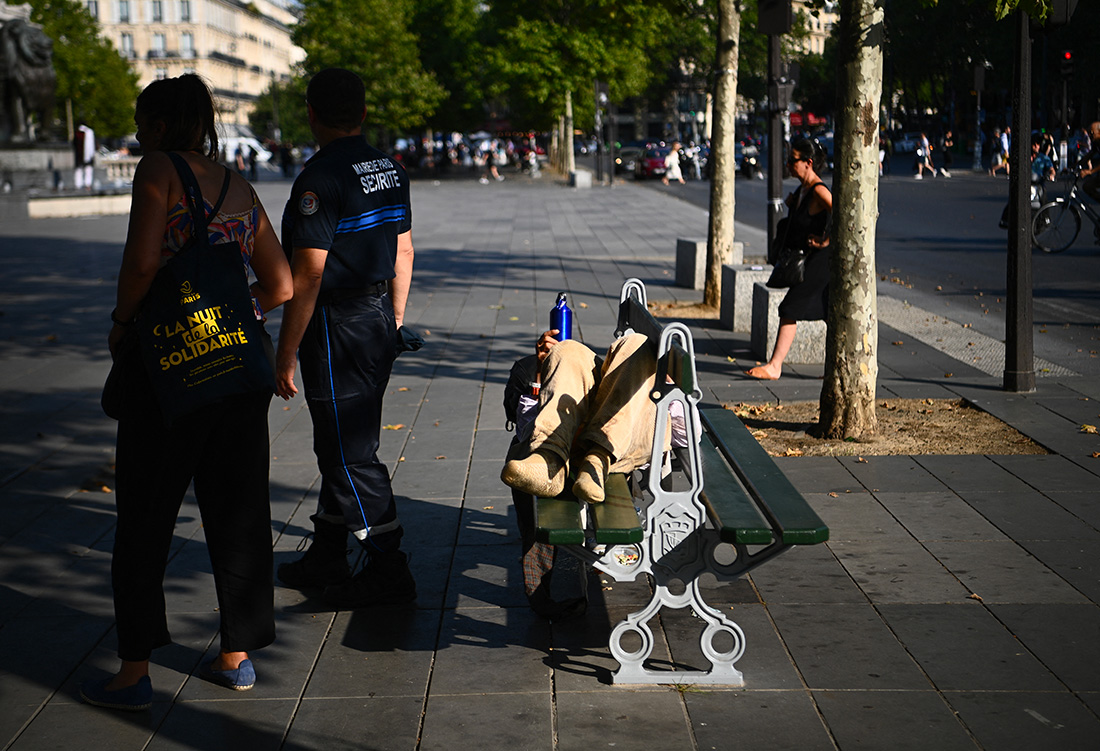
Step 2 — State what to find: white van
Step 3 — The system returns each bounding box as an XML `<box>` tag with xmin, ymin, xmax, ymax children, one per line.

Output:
<box><xmin>217</xmin><ymin>124</ymin><xmax>272</xmax><ymax>165</ymax></box>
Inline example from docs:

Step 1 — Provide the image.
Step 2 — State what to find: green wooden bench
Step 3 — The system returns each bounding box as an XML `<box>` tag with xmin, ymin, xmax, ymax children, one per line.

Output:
<box><xmin>534</xmin><ymin>278</ymin><xmax>828</xmax><ymax>685</ymax></box>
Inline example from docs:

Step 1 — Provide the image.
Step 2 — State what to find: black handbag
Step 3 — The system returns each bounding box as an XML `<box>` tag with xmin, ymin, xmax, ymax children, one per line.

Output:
<box><xmin>766</xmin><ymin>180</ymin><xmax>826</xmax><ymax>289</ymax></box>
<box><xmin>766</xmin><ymin>246</ymin><xmax>807</xmax><ymax>289</ymax></box>
<box><xmin>135</xmin><ymin>153</ymin><xmax>275</xmax><ymax>423</ymax></box>
<box><xmin>768</xmin><ymin>216</ymin><xmax>790</xmax><ymax>265</ymax></box>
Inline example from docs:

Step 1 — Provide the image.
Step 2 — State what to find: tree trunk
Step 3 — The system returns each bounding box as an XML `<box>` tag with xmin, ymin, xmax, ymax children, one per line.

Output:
<box><xmin>563</xmin><ymin>89</ymin><xmax>576</xmax><ymax>175</ymax></box>
<box><xmin>818</xmin><ymin>0</ymin><xmax>883</xmax><ymax>439</ymax></box>
<box><xmin>704</xmin><ymin>0</ymin><xmax>740</xmax><ymax>309</ymax></box>
<box><xmin>551</xmin><ymin>120</ymin><xmax>561</xmax><ymax>173</ymax></box>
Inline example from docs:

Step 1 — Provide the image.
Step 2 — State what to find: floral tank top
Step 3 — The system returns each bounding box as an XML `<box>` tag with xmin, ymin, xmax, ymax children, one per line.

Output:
<box><xmin>162</xmin><ymin>189</ymin><xmax>264</xmax><ymax>319</ymax></box>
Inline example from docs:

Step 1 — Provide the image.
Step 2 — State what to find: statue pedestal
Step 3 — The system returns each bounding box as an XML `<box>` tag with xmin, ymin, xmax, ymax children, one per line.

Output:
<box><xmin>0</xmin><ymin>146</ymin><xmax>72</xmax><ymax>190</ymax></box>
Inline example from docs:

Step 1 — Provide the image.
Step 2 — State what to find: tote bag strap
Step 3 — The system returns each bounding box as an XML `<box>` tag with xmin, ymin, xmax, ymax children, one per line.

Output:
<box><xmin>165</xmin><ymin>151</ymin><xmax>232</xmax><ymax>242</ymax></box>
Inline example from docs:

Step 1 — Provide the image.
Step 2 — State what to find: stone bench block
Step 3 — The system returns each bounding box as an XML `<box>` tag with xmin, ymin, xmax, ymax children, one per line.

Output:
<box><xmin>750</xmin><ymin>282</ymin><xmax>826</xmax><ymax>364</ymax></box>
<box><xmin>569</xmin><ymin>170</ymin><xmax>592</xmax><ymax>188</ymax></box>
<box><xmin>720</xmin><ymin>263</ymin><xmax>772</xmax><ymax>332</ymax></box>
<box><xmin>676</xmin><ymin>239</ymin><xmax>743</xmax><ymax>290</ymax></box>
<box><xmin>27</xmin><ymin>193</ymin><xmax>131</xmax><ymax>218</ymax></box>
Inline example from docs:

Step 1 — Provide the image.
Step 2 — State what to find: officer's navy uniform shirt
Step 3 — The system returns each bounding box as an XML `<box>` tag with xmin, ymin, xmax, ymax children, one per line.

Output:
<box><xmin>282</xmin><ymin>135</ymin><xmax>412</xmax><ymax>292</ymax></box>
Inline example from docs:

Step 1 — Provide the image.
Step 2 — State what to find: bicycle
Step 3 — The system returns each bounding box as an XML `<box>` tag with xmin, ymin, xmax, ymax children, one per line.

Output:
<box><xmin>1031</xmin><ymin>172</ymin><xmax>1100</xmax><ymax>253</ymax></box>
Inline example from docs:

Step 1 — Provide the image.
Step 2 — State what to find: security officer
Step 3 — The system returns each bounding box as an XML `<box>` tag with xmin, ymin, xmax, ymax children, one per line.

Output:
<box><xmin>274</xmin><ymin>68</ymin><xmax>416</xmax><ymax>609</ymax></box>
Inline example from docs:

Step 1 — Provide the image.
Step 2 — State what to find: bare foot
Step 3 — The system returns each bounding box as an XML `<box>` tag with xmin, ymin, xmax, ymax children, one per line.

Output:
<box><xmin>745</xmin><ymin>365</ymin><xmax>780</xmax><ymax>380</ymax></box>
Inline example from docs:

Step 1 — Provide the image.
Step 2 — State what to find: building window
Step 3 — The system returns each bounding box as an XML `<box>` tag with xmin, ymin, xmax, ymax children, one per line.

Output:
<box><xmin>118</xmin><ymin>0</ymin><xmax>129</xmax><ymax>22</ymax></box>
<box><xmin>151</xmin><ymin>32</ymin><xmax>166</xmax><ymax>57</ymax></box>
<box><xmin>156</xmin><ymin>68</ymin><xmax>168</xmax><ymax>80</ymax></box>
<box><xmin>86</xmin><ymin>0</ymin><xmax>98</xmax><ymax>17</ymax></box>
<box><xmin>179</xmin><ymin>0</ymin><xmax>190</xmax><ymax>21</ymax></box>
<box><xmin>120</xmin><ymin>32</ymin><xmax>133</xmax><ymax>57</ymax></box>
<box><xmin>152</xmin><ymin>0</ymin><xmax>162</xmax><ymax>22</ymax></box>
<box><xmin>180</xmin><ymin>31</ymin><xmax>194</xmax><ymax>58</ymax></box>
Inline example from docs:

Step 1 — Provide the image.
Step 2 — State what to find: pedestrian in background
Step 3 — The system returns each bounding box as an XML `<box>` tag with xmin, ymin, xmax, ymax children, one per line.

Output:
<box><xmin>73</xmin><ymin>121</ymin><xmax>95</xmax><ymax>190</ymax></box>
<box><xmin>662</xmin><ymin>141</ymin><xmax>685</xmax><ymax>185</ymax></box>
<box><xmin>940</xmin><ymin>130</ymin><xmax>953</xmax><ymax>177</ymax></box>
<box><xmin>915</xmin><ymin>132</ymin><xmax>934</xmax><ymax>179</ymax></box>
<box><xmin>991</xmin><ymin>127</ymin><xmax>1010</xmax><ymax>177</ymax></box>
<box><xmin>275</xmin><ymin>68</ymin><xmax>418</xmax><ymax>610</ymax></box>
<box><xmin>81</xmin><ymin>73</ymin><xmax>292</xmax><ymax>711</ymax></box>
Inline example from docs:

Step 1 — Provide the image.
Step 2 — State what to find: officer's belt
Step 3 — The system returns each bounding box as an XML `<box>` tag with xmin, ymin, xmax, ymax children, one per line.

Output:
<box><xmin>318</xmin><ymin>282</ymin><xmax>387</xmax><ymax>305</ymax></box>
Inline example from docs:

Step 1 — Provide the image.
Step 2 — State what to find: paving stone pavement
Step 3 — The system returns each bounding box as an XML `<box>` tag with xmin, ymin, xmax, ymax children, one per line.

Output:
<box><xmin>1</xmin><ymin>170</ymin><xmax>1098</xmax><ymax>751</ymax></box>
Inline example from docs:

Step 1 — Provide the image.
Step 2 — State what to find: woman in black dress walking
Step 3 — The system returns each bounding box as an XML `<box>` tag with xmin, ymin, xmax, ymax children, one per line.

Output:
<box><xmin>748</xmin><ymin>137</ymin><xmax>832</xmax><ymax>380</ymax></box>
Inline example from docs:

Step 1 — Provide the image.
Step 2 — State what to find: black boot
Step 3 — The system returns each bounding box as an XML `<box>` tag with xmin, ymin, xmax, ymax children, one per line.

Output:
<box><xmin>277</xmin><ymin>517</ymin><xmax>352</xmax><ymax>589</ymax></box>
<box><xmin>322</xmin><ymin>549</ymin><xmax>416</xmax><ymax>609</ymax></box>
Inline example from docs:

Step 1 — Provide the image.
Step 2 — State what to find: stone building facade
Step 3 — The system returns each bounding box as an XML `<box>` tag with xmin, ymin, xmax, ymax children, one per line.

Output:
<box><xmin>86</xmin><ymin>0</ymin><xmax>303</xmax><ymax>125</ymax></box>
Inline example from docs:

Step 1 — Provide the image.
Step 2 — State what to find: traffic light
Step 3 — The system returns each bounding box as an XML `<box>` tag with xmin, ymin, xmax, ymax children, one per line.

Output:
<box><xmin>1060</xmin><ymin>50</ymin><xmax>1074</xmax><ymax>79</ymax></box>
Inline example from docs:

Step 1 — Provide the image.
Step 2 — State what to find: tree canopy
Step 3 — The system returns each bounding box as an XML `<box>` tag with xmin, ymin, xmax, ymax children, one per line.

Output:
<box><xmin>292</xmin><ymin>0</ymin><xmax>447</xmax><ymax>134</ymax></box>
<box><xmin>27</xmin><ymin>0</ymin><xmax>139</xmax><ymax>139</ymax></box>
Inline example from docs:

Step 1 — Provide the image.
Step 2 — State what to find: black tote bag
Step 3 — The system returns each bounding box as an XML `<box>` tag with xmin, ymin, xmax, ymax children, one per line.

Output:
<box><xmin>136</xmin><ymin>153</ymin><xmax>274</xmax><ymax>423</ymax></box>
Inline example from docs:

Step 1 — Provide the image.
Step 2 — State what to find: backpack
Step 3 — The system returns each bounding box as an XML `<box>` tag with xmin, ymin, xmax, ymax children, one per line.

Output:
<box><xmin>503</xmin><ymin>354</ymin><xmax>539</xmax><ymax>431</ymax></box>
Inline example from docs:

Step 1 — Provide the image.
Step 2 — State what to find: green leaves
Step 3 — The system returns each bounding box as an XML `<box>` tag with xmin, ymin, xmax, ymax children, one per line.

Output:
<box><xmin>27</xmin><ymin>0</ymin><xmax>139</xmax><ymax>138</ymax></box>
<box><xmin>991</xmin><ymin>0</ymin><xmax>1052</xmax><ymax>22</ymax></box>
<box><xmin>294</xmin><ymin>0</ymin><xmax>445</xmax><ymax>132</ymax></box>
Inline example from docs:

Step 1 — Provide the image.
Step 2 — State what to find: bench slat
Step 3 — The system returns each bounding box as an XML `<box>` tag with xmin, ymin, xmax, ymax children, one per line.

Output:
<box><xmin>591</xmin><ymin>473</ymin><xmax>644</xmax><ymax>544</ymax></box>
<box><xmin>695</xmin><ymin>437</ymin><xmax>774</xmax><ymax>545</ymax></box>
<box><xmin>535</xmin><ymin>474</ymin><xmax>643</xmax><ymax>545</ymax></box>
<box><xmin>699</xmin><ymin>406</ymin><xmax>829</xmax><ymax>545</ymax></box>
<box><xmin>618</xmin><ymin>297</ymin><xmax>663</xmax><ymax>343</ymax></box>
<box><xmin>535</xmin><ymin>496</ymin><xmax>584</xmax><ymax>545</ymax></box>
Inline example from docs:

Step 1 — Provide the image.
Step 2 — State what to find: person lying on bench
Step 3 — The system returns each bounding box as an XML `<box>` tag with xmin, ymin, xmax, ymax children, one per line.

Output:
<box><xmin>502</xmin><ymin>329</ymin><xmax>690</xmax><ymax>504</ymax></box>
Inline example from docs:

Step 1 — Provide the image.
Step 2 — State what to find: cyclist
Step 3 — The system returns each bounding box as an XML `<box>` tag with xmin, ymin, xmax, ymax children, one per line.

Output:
<box><xmin>1080</xmin><ymin>121</ymin><xmax>1100</xmax><ymax>203</ymax></box>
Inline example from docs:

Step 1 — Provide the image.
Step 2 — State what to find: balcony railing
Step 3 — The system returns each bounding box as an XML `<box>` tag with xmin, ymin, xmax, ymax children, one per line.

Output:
<box><xmin>209</xmin><ymin>50</ymin><xmax>246</xmax><ymax>67</ymax></box>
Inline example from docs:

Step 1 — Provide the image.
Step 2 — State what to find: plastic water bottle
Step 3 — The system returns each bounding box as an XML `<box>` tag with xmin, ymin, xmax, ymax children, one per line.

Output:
<box><xmin>550</xmin><ymin>292</ymin><xmax>572</xmax><ymax>341</ymax></box>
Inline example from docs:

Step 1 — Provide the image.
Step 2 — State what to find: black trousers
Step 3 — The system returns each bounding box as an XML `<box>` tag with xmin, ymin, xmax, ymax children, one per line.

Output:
<box><xmin>112</xmin><ymin>371</ymin><xmax>275</xmax><ymax>662</ymax></box>
<box><xmin>298</xmin><ymin>292</ymin><xmax>403</xmax><ymax>553</ymax></box>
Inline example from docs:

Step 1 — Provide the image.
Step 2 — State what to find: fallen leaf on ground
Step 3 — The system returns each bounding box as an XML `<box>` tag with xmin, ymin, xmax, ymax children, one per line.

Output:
<box><xmin>383</xmin><ymin>424</ymin><xmax>405</xmax><ymax>430</ymax></box>
<box><xmin>398</xmin><ymin>387</ymin><xmax>409</xmax><ymax>391</ymax></box>
<box><xmin>968</xmin><ymin>593</ymin><xmax>984</xmax><ymax>602</ymax></box>
<box><xmin>435</xmin><ymin>455</ymin><xmax>447</xmax><ymax>460</ymax></box>
<box><xmin>1081</xmin><ymin>425</ymin><xmax>1098</xmax><ymax>434</ymax></box>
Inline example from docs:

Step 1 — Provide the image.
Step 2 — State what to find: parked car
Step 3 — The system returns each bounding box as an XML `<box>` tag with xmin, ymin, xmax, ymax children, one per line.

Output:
<box><xmin>614</xmin><ymin>145</ymin><xmax>643</xmax><ymax>174</ymax></box>
<box><xmin>634</xmin><ymin>145</ymin><xmax>670</xmax><ymax>179</ymax></box>
<box><xmin>574</xmin><ymin>137</ymin><xmax>598</xmax><ymax>155</ymax></box>
<box><xmin>894</xmin><ymin>132</ymin><xmax>920</xmax><ymax>154</ymax></box>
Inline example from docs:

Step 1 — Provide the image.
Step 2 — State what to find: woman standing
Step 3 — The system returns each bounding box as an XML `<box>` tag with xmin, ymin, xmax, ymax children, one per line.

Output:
<box><xmin>80</xmin><ymin>75</ymin><xmax>292</xmax><ymax>711</ymax></box>
<box><xmin>748</xmin><ymin>137</ymin><xmax>832</xmax><ymax>380</ymax></box>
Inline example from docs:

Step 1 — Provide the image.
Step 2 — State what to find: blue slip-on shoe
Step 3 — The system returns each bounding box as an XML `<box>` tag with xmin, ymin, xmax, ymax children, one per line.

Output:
<box><xmin>79</xmin><ymin>675</ymin><xmax>152</xmax><ymax>711</ymax></box>
<box><xmin>199</xmin><ymin>658</ymin><xmax>255</xmax><ymax>691</ymax></box>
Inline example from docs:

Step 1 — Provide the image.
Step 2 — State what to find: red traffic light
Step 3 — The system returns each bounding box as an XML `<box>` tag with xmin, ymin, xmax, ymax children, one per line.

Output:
<box><xmin>1063</xmin><ymin>51</ymin><xmax>1072</xmax><ymax>60</ymax></box>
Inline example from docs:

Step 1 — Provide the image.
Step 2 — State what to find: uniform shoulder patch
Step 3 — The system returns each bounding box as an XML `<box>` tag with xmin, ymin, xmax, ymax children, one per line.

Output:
<box><xmin>299</xmin><ymin>191</ymin><xmax>320</xmax><ymax>216</ymax></box>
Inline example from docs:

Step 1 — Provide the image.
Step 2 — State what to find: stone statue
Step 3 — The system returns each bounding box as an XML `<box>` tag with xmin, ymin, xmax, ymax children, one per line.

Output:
<box><xmin>0</xmin><ymin>5</ymin><xmax>56</xmax><ymax>143</ymax></box>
